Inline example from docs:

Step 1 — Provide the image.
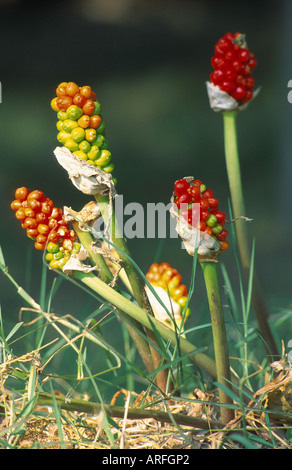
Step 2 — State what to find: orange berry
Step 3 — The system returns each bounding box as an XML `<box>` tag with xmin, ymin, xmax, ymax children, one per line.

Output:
<box><xmin>90</xmin><ymin>91</ymin><xmax>97</xmax><ymax>101</ymax></box>
<box><xmin>11</xmin><ymin>200</ymin><xmax>22</xmax><ymax>211</ymax></box>
<box><xmin>89</xmin><ymin>115</ymin><xmax>102</xmax><ymax>129</ymax></box>
<box><xmin>35</xmin><ymin>242</ymin><xmax>46</xmax><ymax>251</ymax></box>
<box><xmin>82</xmin><ymin>99</ymin><xmax>95</xmax><ymax>115</ymax></box>
<box><xmin>66</xmin><ymin>81</ymin><xmax>79</xmax><ymax>97</ymax></box>
<box><xmin>78</xmin><ymin>115</ymin><xmax>90</xmax><ymax>129</ymax></box>
<box><xmin>56</xmin><ymin>95</ymin><xmax>73</xmax><ymax>110</ymax></box>
<box><xmin>73</xmin><ymin>93</ymin><xmax>86</xmax><ymax>108</ymax></box>
<box><xmin>220</xmin><ymin>240</ymin><xmax>229</xmax><ymax>251</ymax></box>
<box><xmin>56</xmin><ymin>85</ymin><xmax>67</xmax><ymax>97</ymax></box>
<box><xmin>15</xmin><ymin>187</ymin><xmax>29</xmax><ymax>202</ymax></box>
<box><xmin>80</xmin><ymin>86</ymin><xmax>92</xmax><ymax>99</ymax></box>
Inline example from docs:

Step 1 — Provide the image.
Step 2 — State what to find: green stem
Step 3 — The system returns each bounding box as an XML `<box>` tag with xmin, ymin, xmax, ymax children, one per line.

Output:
<box><xmin>73</xmin><ymin>270</ymin><xmax>218</xmax><ymax>380</ymax></box>
<box><xmin>72</xmin><ymin>221</ymin><xmax>154</xmax><ymax>374</ymax></box>
<box><xmin>36</xmin><ymin>392</ymin><xmax>224</xmax><ymax>430</ymax></box>
<box><xmin>222</xmin><ymin>111</ymin><xmax>278</xmax><ymax>360</ymax></box>
<box><xmin>94</xmin><ymin>194</ymin><xmax>171</xmax><ymax>394</ymax></box>
<box><xmin>200</xmin><ymin>261</ymin><xmax>234</xmax><ymax>424</ymax></box>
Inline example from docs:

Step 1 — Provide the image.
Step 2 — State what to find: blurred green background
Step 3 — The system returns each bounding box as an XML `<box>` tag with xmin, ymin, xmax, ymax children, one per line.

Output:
<box><xmin>1</xmin><ymin>0</ymin><xmax>292</xmax><ymax>393</ymax></box>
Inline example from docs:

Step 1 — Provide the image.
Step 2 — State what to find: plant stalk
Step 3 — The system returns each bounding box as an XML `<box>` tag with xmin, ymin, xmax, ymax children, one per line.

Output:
<box><xmin>94</xmin><ymin>194</ymin><xmax>171</xmax><ymax>394</ymax></box>
<box><xmin>73</xmin><ymin>270</ymin><xmax>218</xmax><ymax>380</ymax></box>
<box><xmin>222</xmin><ymin>110</ymin><xmax>278</xmax><ymax>360</ymax></box>
<box><xmin>200</xmin><ymin>261</ymin><xmax>234</xmax><ymax>424</ymax></box>
<box><xmin>36</xmin><ymin>392</ymin><xmax>224</xmax><ymax>430</ymax></box>
<box><xmin>72</xmin><ymin>221</ymin><xmax>154</xmax><ymax>374</ymax></box>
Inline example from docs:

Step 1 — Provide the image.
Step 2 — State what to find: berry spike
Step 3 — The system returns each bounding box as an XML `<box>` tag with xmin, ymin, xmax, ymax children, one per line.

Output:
<box><xmin>145</xmin><ymin>262</ymin><xmax>191</xmax><ymax>330</ymax></box>
<box><xmin>11</xmin><ymin>186</ymin><xmax>81</xmax><ymax>270</ymax></box>
<box><xmin>173</xmin><ymin>177</ymin><xmax>229</xmax><ymax>253</ymax></box>
<box><xmin>208</xmin><ymin>32</ymin><xmax>258</xmax><ymax>111</ymax></box>
<box><xmin>51</xmin><ymin>81</ymin><xmax>114</xmax><ymax>176</ymax></box>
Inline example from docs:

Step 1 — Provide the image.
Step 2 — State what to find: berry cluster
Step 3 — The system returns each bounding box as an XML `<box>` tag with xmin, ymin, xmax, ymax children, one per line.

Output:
<box><xmin>146</xmin><ymin>262</ymin><xmax>189</xmax><ymax>313</ymax></box>
<box><xmin>174</xmin><ymin>178</ymin><xmax>229</xmax><ymax>252</ymax></box>
<box><xmin>51</xmin><ymin>81</ymin><xmax>114</xmax><ymax>174</ymax></box>
<box><xmin>11</xmin><ymin>187</ymin><xmax>81</xmax><ymax>270</ymax></box>
<box><xmin>210</xmin><ymin>32</ymin><xmax>257</xmax><ymax>104</ymax></box>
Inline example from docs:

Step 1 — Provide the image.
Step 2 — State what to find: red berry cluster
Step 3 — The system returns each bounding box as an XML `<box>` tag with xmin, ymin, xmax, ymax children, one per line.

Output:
<box><xmin>174</xmin><ymin>178</ymin><xmax>229</xmax><ymax>251</ymax></box>
<box><xmin>210</xmin><ymin>32</ymin><xmax>257</xmax><ymax>104</ymax></box>
<box><xmin>11</xmin><ymin>187</ymin><xmax>76</xmax><ymax>252</ymax></box>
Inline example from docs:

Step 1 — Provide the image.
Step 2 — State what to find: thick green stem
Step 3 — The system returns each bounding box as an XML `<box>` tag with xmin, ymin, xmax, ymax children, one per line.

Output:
<box><xmin>200</xmin><ymin>261</ymin><xmax>234</xmax><ymax>424</ymax></box>
<box><xmin>72</xmin><ymin>221</ymin><xmax>154</xmax><ymax>374</ymax></box>
<box><xmin>94</xmin><ymin>194</ymin><xmax>171</xmax><ymax>394</ymax></box>
<box><xmin>73</xmin><ymin>270</ymin><xmax>218</xmax><ymax>380</ymax></box>
<box><xmin>36</xmin><ymin>392</ymin><xmax>224</xmax><ymax>430</ymax></box>
<box><xmin>222</xmin><ymin>111</ymin><xmax>278</xmax><ymax>360</ymax></box>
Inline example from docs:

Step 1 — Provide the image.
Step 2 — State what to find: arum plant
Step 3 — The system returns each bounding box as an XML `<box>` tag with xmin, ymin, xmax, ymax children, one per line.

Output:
<box><xmin>50</xmin><ymin>81</ymin><xmax>171</xmax><ymax>394</ymax></box>
<box><xmin>9</xmin><ymin>186</ymin><xmax>218</xmax><ymax>383</ymax></box>
<box><xmin>170</xmin><ymin>177</ymin><xmax>234</xmax><ymax>424</ymax></box>
<box><xmin>206</xmin><ymin>32</ymin><xmax>278</xmax><ymax>360</ymax></box>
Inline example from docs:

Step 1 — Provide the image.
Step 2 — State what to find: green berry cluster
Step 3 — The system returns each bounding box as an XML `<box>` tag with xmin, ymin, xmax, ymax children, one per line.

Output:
<box><xmin>45</xmin><ymin>240</ymin><xmax>82</xmax><ymax>271</ymax></box>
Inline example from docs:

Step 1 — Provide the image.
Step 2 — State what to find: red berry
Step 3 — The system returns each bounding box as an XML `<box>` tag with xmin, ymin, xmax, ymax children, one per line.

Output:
<box><xmin>189</xmin><ymin>185</ymin><xmax>201</xmax><ymax>201</ymax></box>
<box><xmin>204</xmin><ymin>226</ymin><xmax>213</xmax><ymax>236</ymax></box>
<box><xmin>232</xmin><ymin>86</ymin><xmax>246</xmax><ymax>101</ymax></box>
<box><xmin>237</xmin><ymin>48</ymin><xmax>250</xmax><ymax>63</ymax></box>
<box><xmin>212</xmin><ymin>211</ymin><xmax>226</xmax><ymax>224</ymax></box>
<box><xmin>200</xmin><ymin>210</ymin><xmax>209</xmax><ymax>222</ymax></box>
<box><xmin>224</xmin><ymin>68</ymin><xmax>237</xmax><ymax>81</ymax></box>
<box><xmin>174</xmin><ymin>179</ymin><xmax>190</xmax><ymax>197</ymax></box>
<box><xmin>210</xmin><ymin>70</ymin><xmax>224</xmax><ymax>85</ymax></box>
<box><xmin>225</xmin><ymin>50</ymin><xmax>236</xmax><ymax>62</ymax></box>
<box><xmin>177</xmin><ymin>193</ymin><xmax>192</xmax><ymax>206</ymax></box>
<box><xmin>216</xmin><ymin>229</ymin><xmax>228</xmax><ymax>241</ymax></box>
<box><xmin>220</xmin><ymin>80</ymin><xmax>236</xmax><ymax>94</ymax></box>
<box><xmin>231</xmin><ymin>60</ymin><xmax>243</xmax><ymax>73</ymax></box>
<box><xmin>202</xmin><ymin>189</ymin><xmax>213</xmax><ymax>199</ymax></box>
<box><xmin>200</xmin><ymin>198</ymin><xmax>209</xmax><ymax>211</ymax></box>
<box><xmin>208</xmin><ymin>197</ymin><xmax>219</xmax><ymax>208</ymax></box>
<box><xmin>245</xmin><ymin>76</ymin><xmax>255</xmax><ymax>89</ymax></box>
<box><xmin>217</xmin><ymin>37</ymin><xmax>232</xmax><ymax>53</ymax></box>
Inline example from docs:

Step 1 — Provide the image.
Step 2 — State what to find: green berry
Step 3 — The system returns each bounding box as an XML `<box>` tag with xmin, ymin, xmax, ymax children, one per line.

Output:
<box><xmin>95</xmin><ymin>149</ymin><xmax>111</xmax><ymax>167</ymax></box>
<box><xmin>212</xmin><ymin>223</ymin><xmax>223</xmax><ymax>234</ymax></box>
<box><xmin>62</xmin><ymin>119</ymin><xmax>79</xmax><ymax>133</ymax></box>
<box><xmin>71</xmin><ymin>127</ymin><xmax>85</xmax><ymax>143</ymax></box>
<box><xmin>74</xmin><ymin>150</ymin><xmax>88</xmax><ymax>160</ymax></box>
<box><xmin>57</xmin><ymin>111</ymin><xmax>68</xmax><ymax>121</ymax></box>
<box><xmin>47</xmin><ymin>242</ymin><xmax>60</xmax><ymax>254</ymax></box>
<box><xmin>65</xmin><ymin>138</ymin><xmax>79</xmax><ymax>152</ymax></box>
<box><xmin>206</xmin><ymin>214</ymin><xmax>217</xmax><ymax>227</ymax></box>
<box><xmin>57</xmin><ymin>130</ymin><xmax>71</xmax><ymax>145</ymax></box>
<box><xmin>67</xmin><ymin>105</ymin><xmax>83</xmax><ymax>121</ymax></box>
<box><xmin>79</xmin><ymin>140</ymin><xmax>91</xmax><ymax>153</ymax></box>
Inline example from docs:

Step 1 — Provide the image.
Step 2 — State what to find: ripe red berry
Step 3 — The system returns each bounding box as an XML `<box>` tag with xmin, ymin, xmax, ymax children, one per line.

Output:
<box><xmin>189</xmin><ymin>185</ymin><xmax>201</xmax><ymax>201</ymax></box>
<box><xmin>232</xmin><ymin>86</ymin><xmax>246</xmax><ymax>101</ymax></box>
<box><xmin>174</xmin><ymin>179</ymin><xmax>190</xmax><ymax>197</ymax></box>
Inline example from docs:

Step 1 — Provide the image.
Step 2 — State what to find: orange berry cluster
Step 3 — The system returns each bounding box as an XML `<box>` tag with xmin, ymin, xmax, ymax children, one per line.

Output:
<box><xmin>146</xmin><ymin>262</ymin><xmax>190</xmax><ymax>314</ymax></box>
<box><xmin>11</xmin><ymin>187</ymin><xmax>80</xmax><ymax>270</ymax></box>
<box><xmin>51</xmin><ymin>81</ymin><xmax>114</xmax><ymax>174</ymax></box>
